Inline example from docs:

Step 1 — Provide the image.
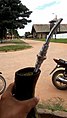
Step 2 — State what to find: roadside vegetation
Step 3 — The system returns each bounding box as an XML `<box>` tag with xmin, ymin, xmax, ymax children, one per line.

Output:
<box><xmin>35</xmin><ymin>38</ymin><xmax>67</xmax><ymax>43</ymax></box>
<box><xmin>37</xmin><ymin>97</ymin><xmax>67</xmax><ymax>112</ymax></box>
<box><xmin>0</xmin><ymin>39</ymin><xmax>32</xmax><ymax>52</ymax></box>
<box><xmin>0</xmin><ymin>38</ymin><xmax>67</xmax><ymax>52</ymax></box>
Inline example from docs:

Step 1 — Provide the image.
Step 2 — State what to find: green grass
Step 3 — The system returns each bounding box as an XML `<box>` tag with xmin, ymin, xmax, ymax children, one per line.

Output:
<box><xmin>50</xmin><ymin>38</ymin><xmax>67</xmax><ymax>43</ymax></box>
<box><xmin>37</xmin><ymin>97</ymin><xmax>67</xmax><ymax>112</ymax></box>
<box><xmin>0</xmin><ymin>39</ymin><xmax>32</xmax><ymax>52</ymax></box>
<box><xmin>0</xmin><ymin>38</ymin><xmax>27</xmax><ymax>44</ymax></box>
<box><xmin>35</xmin><ymin>38</ymin><xmax>67</xmax><ymax>43</ymax></box>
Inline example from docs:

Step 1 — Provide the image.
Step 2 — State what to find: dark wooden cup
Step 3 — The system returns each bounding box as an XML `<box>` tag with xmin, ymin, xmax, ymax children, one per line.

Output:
<box><xmin>12</xmin><ymin>67</ymin><xmax>41</xmax><ymax>118</ymax></box>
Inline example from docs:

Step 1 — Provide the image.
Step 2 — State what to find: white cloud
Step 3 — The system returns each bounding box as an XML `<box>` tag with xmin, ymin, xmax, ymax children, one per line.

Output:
<box><xmin>18</xmin><ymin>0</ymin><xmax>67</xmax><ymax>36</ymax></box>
<box><xmin>21</xmin><ymin>0</ymin><xmax>55</xmax><ymax>10</ymax></box>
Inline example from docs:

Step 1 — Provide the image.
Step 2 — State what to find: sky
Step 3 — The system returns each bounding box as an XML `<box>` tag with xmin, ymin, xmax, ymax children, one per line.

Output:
<box><xmin>18</xmin><ymin>0</ymin><xmax>67</xmax><ymax>36</ymax></box>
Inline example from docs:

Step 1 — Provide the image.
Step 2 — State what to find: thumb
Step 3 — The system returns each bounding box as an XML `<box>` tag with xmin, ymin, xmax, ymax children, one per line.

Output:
<box><xmin>20</xmin><ymin>97</ymin><xmax>39</xmax><ymax>113</ymax></box>
<box><xmin>1</xmin><ymin>83</ymin><xmax>14</xmax><ymax>99</ymax></box>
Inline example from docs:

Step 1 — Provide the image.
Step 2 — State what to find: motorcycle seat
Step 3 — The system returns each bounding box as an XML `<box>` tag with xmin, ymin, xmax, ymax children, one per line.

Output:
<box><xmin>59</xmin><ymin>59</ymin><xmax>67</xmax><ymax>64</ymax></box>
<box><xmin>54</xmin><ymin>58</ymin><xmax>67</xmax><ymax>66</ymax></box>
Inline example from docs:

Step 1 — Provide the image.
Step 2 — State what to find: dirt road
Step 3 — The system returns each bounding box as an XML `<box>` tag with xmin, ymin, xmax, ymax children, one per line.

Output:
<box><xmin>0</xmin><ymin>39</ymin><xmax>67</xmax><ymax>102</ymax></box>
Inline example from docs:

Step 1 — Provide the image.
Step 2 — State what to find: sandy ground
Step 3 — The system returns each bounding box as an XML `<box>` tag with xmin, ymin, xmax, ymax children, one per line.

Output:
<box><xmin>0</xmin><ymin>39</ymin><xmax>67</xmax><ymax>103</ymax></box>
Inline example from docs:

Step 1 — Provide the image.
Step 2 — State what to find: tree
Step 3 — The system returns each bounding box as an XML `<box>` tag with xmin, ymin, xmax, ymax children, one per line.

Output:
<box><xmin>7</xmin><ymin>29</ymin><xmax>19</xmax><ymax>39</ymax></box>
<box><xmin>0</xmin><ymin>0</ymin><xmax>32</xmax><ymax>40</ymax></box>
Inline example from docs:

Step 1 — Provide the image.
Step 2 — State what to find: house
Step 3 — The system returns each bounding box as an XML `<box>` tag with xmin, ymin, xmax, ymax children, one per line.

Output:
<box><xmin>31</xmin><ymin>24</ymin><xmax>50</xmax><ymax>39</ymax></box>
<box><xmin>31</xmin><ymin>23</ymin><xmax>67</xmax><ymax>39</ymax></box>
<box><xmin>59</xmin><ymin>24</ymin><xmax>67</xmax><ymax>33</ymax></box>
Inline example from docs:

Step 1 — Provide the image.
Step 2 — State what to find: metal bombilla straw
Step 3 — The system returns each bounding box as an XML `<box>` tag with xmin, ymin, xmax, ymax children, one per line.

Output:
<box><xmin>34</xmin><ymin>18</ymin><xmax>63</xmax><ymax>73</ymax></box>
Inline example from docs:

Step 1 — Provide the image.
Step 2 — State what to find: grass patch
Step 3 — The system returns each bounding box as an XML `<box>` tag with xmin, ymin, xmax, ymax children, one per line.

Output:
<box><xmin>50</xmin><ymin>38</ymin><xmax>67</xmax><ymax>43</ymax></box>
<box><xmin>5</xmin><ymin>39</ymin><xmax>26</xmax><ymax>44</ymax></box>
<box><xmin>0</xmin><ymin>45</ymin><xmax>31</xmax><ymax>52</ymax></box>
<box><xmin>34</xmin><ymin>38</ymin><xmax>67</xmax><ymax>43</ymax></box>
<box><xmin>0</xmin><ymin>39</ymin><xmax>32</xmax><ymax>52</ymax></box>
<box><xmin>37</xmin><ymin>97</ymin><xmax>67</xmax><ymax>112</ymax></box>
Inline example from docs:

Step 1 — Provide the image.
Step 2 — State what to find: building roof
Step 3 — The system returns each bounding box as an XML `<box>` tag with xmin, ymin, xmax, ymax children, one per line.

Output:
<box><xmin>32</xmin><ymin>24</ymin><xmax>50</xmax><ymax>33</ymax></box>
<box><xmin>60</xmin><ymin>24</ymin><xmax>67</xmax><ymax>32</ymax></box>
<box><xmin>32</xmin><ymin>24</ymin><xmax>67</xmax><ymax>33</ymax></box>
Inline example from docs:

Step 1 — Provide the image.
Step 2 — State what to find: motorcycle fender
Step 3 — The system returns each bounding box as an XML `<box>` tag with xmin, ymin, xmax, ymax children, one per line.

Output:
<box><xmin>50</xmin><ymin>66</ymin><xmax>58</xmax><ymax>75</ymax></box>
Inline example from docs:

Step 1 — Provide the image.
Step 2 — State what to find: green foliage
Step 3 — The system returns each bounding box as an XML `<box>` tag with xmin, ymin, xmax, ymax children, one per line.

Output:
<box><xmin>0</xmin><ymin>0</ymin><xmax>32</xmax><ymax>38</ymax></box>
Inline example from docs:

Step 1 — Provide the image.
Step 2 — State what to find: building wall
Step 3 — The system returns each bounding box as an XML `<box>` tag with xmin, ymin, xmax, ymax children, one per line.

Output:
<box><xmin>33</xmin><ymin>32</ymin><xmax>47</xmax><ymax>39</ymax></box>
<box><xmin>33</xmin><ymin>32</ymin><xmax>36</xmax><ymax>38</ymax></box>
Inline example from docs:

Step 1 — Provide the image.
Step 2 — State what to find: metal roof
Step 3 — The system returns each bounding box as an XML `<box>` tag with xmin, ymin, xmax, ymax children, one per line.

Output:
<box><xmin>32</xmin><ymin>24</ymin><xmax>67</xmax><ymax>33</ymax></box>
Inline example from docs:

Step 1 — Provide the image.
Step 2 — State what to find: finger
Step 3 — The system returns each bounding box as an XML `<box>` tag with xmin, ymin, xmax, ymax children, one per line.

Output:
<box><xmin>20</xmin><ymin>97</ymin><xmax>39</xmax><ymax>112</ymax></box>
<box><xmin>6</xmin><ymin>83</ymin><xmax>14</xmax><ymax>92</ymax></box>
<box><xmin>1</xmin><ymin>83</ymin><xmax>14</xmax><ymax>99</ymax></box>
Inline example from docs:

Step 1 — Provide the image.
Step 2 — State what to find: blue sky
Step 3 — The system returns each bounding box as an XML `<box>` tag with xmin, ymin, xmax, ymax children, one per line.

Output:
<box><xmin>18</xmin><ymin>0</ymin><xmax>67</xmax><ymax>36</ymax></box>
<box><xmin>36</xmin><ymin>1</ymin><xmax>60</xmax><ymax>10</ymax></box>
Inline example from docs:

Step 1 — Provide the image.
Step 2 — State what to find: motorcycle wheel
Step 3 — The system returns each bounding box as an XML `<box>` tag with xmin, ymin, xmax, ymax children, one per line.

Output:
<box><xmin>0</xmin><ymin>75</ymin><xmax>6</xmax><ymax>94</ymax></box>
<box><xmin>52</xmin><ymin>70</ymin><xmax>67</xmax><ymax>90</ymax></box>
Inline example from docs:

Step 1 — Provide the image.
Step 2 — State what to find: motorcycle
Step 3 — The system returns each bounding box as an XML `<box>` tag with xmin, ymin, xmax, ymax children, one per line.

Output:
<box><xmin>50</xmin><ymin>58</ymin><xmax>67</xmax><ymax>90</ymax></box>
<box><xmin>0</xmin><ymin>72</ymin><xmax>6</xmax><ymax>94</ymax></box>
